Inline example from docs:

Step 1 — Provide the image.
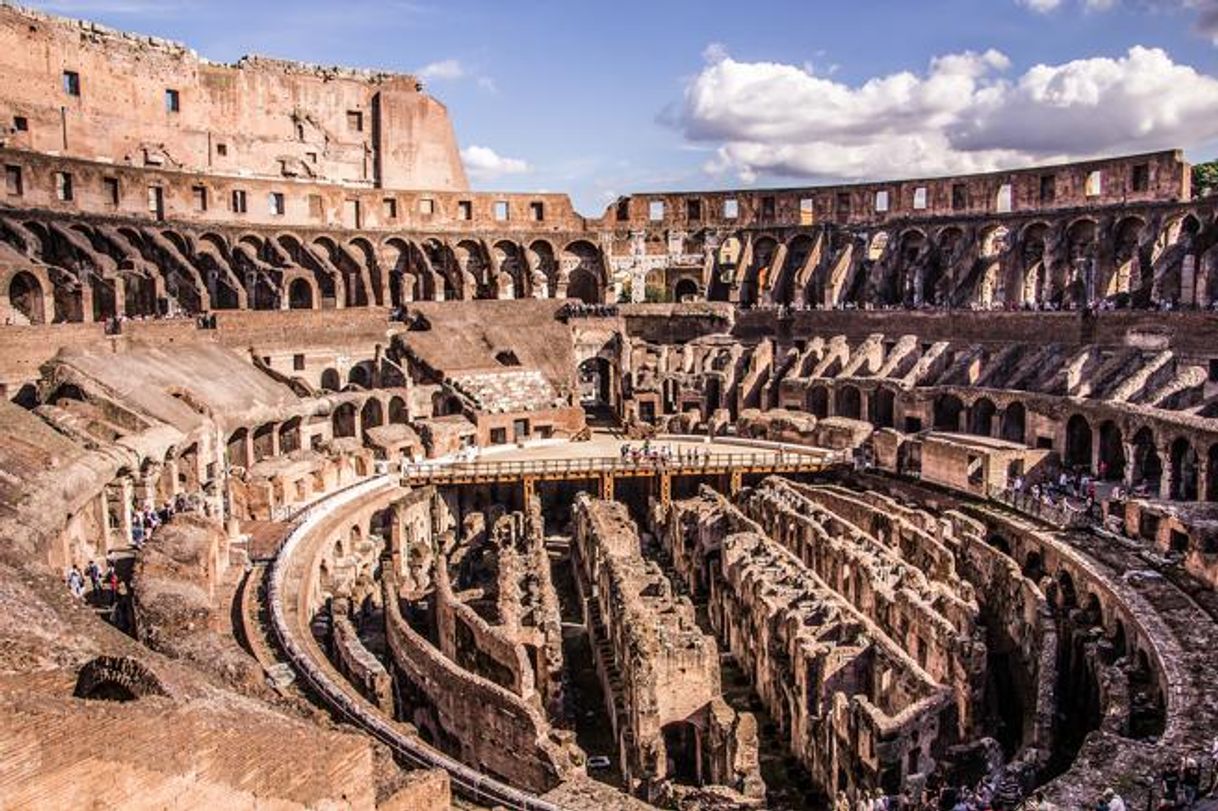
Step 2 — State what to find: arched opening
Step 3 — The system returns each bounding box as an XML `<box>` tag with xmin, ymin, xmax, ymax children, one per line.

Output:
<box><xmin>674</xmin><ymin>278</ymin><xmax>699</xmax><ymax>302</ymax></box>
<box><xmin>361</xmin><ymin>398</ymin><xmax>384</xmax><ymax>431</ymax></box>
<box><xmin>807</xmin><ymin>386</ymin><xmax>829</xmax><ymax>420</ymax></box>
<box><xmin>1097</xmin><ymin>421</ymin><xmax>1125</xmax><ymax>481</ymax></box>
<box><xmin>567</xmin><ymin>268</ymin><xmax>601</xmax><ymax>305</ymax></box>
<box><xmin>279</xmin><ymin>417</ymin><xmax>302</xmax><ymax>455</ymax></box>
<box><xmin>872</xmin><ymin>388</ymin><xmax>896</xmax><ymax>429</ymax></box>
<box><xmin>1064</xmin><ymin>415</ymin><xmax>1093</xmax><ymax>471</ymax></box>
<box><xmin>74</xmin><ymin>656</ymin><xmax>168</xmax><ymax>703</ymax></box>
<box><xmin>1023</xmin><ymin>551</ymin><xmax>1045</xmax><ymax>583</ymax></box>
<box><xmin>333</xmin><ymin>403</ymin><xmax>357</xmax><ymax>439</ymax></box>
<box><xmin>252</xmin><ymin>423</ymin><xmax>275</xmax><ymax>462</ymax></box>
<box><xmin>1131</xmin><ymin>427</ymin><xmax>1162</xmax><ymax>494</ymax></box>
<box><xmin>348</xmin><ymin>362</ymin><xmax>372</xmax><ymax>390</ymax></box>
<box><xmin>933</xmin><ymin>394</ymin><xmax>964</xmax><ymax>432</ymax></box>
<box><xmin>836</xmin><ymin>385</ymin><xmax>861</xmax><ymax>420</ymax></box>
<box><xmin>969</xmin><ymin>398</ymin><xmax>997</xmax><ymax>437</ymax></box>
<box><xmin>1170</xmin><ymin>437</ymin><xmax>1199</xmax><ymax>501</ymax></box>
<box><xmin>226</xmin><ymin>428</ymin><xmax>250</xmax><ymax>469</ymax></box>
<box><xmin>8</xmin><ymin>270</ymin><xmax>45</xmax><ymax>324</ymax></box>
<box><xmin>389</xmin><ymin>396</ymin><xmax>408</xmax><ymax>424</ymax></box>
<box><xmin>1001</xmin><ymin>402</ymin><xmax>1026</xmax><ymax>444</ymax></box>
<box><xmin>564</xmin><ymin>241</ymin><xmax>604</xmax><ymax>304</ymax></box>
<box><xmin>288</xmin><ymin>277</ymin><xmax>313</xmax><ymax>309</ymax></box>
<box><xmin>320</xmin><ymin>368</ymin><xmax>341</xmax><ymax>392</ymax></box>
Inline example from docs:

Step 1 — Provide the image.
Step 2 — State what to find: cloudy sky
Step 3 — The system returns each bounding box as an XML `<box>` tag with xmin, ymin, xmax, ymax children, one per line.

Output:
<box><xmin>25</xmin><ymin>0</ymin><xmax>1218</xmax><ymax>214</ymax></box>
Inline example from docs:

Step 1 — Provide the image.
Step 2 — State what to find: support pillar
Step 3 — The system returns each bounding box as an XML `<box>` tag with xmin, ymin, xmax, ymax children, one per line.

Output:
<box><xmin>1158</xmin><ymin>444</ymin><xmax>1173</xmax><ymax>500</ymax></box>
<box><xmin>729</xmin><ymin>469</ymin><xmax>743</xmax><ymax>497</ymax></box>
<box><xmin>658</xmin><ymin>472</ymin><xmax>672</xmax><ymax>508</ymax></box>
<box><xmin>522</xmin><ymin>475</ymin><xmax>536</xmax><ymax>507</ymax></box>
<box><xmin>600</xmin><ymin>472</ymin><xmax>614</xmax><ymax>501</ymax></box>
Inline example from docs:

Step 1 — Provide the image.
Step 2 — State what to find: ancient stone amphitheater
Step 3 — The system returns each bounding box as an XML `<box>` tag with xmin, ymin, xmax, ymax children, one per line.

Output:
<box><xmin>2</xmin><ymin>5</ymin><xmax>1218</xmax><ymax>810</ymax></box>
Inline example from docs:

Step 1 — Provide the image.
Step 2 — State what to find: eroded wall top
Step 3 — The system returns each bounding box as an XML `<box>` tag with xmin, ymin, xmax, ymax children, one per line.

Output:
<box><xmin>0</xmin><ymin>2</ymin><xmax>468</xmax><ymax>192</ymax></box>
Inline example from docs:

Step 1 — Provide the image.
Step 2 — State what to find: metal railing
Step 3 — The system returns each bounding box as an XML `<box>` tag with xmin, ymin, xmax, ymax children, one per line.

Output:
<box><xmin>401</xmin><ymin>450</ymin><xmax>835</xmax><ymax>483</ymax></box>
<box><xmin>988</xmin><ymin>486</ymin><xmax>1096</xmax><ymax>529</ymax></box>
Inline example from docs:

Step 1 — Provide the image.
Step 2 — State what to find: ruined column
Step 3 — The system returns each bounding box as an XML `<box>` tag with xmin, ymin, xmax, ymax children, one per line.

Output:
<box><xmin>1158</xmin><ymin>443</ymin><xmax>1174</xmax><ymax>500</ymax></box>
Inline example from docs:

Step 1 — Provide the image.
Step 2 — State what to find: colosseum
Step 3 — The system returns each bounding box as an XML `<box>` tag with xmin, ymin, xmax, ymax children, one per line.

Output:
<box><xmin>2</xmin><ymin>4</ymin><xmax>1217</xmax><ymax>810</ymax></box>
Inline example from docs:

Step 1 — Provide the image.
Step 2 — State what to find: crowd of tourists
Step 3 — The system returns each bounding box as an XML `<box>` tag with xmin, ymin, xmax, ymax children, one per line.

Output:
<box><xmin>619</xmin><ymin>440</ymin><xmax>713</xmax><ymax>467</ymax></box>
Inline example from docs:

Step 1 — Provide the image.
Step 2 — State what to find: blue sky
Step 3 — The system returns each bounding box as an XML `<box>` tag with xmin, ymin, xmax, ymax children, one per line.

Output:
<box><xmin>26</xmin><ymin>0</ymin><xmax>1218</xmax><ymax>214</ymax></box>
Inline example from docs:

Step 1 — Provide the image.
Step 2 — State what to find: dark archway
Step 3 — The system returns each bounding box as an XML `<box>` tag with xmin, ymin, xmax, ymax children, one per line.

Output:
<box><xmin>361</xmin><ymin>398</ymin><xmax>384</xmax><ymax>431</ymax></box>
<box><xmin>836</xmin><ymin>385</ymin><xmax>862</xmax><ymax>420</ymax></box>
<box><xmin>873</xmin><ymin>388</ymin><xmax>896</xmax><ymax>429</ymax></box>
<box><xmin>1001</xmin><ymin>402</ymin><xmax>1026</xmax><ymax>444</ymax></box>
<box><xmin>1064</xmin><ymin>415</ymin><xmax>1093</xmax><ymax>471</ymax></box>
<box><xmin>1098</xmin><ymin>421</ymin><xmax>1125</xmax><ymax>481</ymax></box>
<box><xmin>1170</xmin><ymin>437</ymin><xmax>1199</xmax><ymax>501</ymax></box>
<box><xmin>674</xmin><ymin>278</ymin><xmax>699</xmax><ymax>302</ymax></box>
<box><xmin>1131</xmin><ymin>428</ymin><xmax>1162</xmax><ymax>494</ymax></box>
<box><xmin>389</xmin><ymin>396</ymin><xmax>408</xmax><ymax>425</ymax></box>
<box><xmin>333</xmin><ymin>403</ymin><xmax>357</xmax><ymax>439</ymax></box>
<box><xmin>970</xmin><ymin>398</ymin><xmax>997</xmax><ymax>437</ymax></box>
<box><xmin>288</xmin><ymin>277</ymin><xmax>313</xmax><ymax>309</ymax></box>
<box><xmin>567</xmin><ymin>268</ymin><xmax>601</xmax><ymax>304</ymax></box>
<box><xmin>320</xmin><ymin>368</ymin><xmax>341</xmax><ymax>392</ymax></box>
<box><xmin>807</xmin><ymin>386</ymin><xmax>829</xmax><ymax>420</ymax></box>
<box><xmin>1209</xmin><ymin>444</ymin><xmax>1218</xmax><ymax>502</ymax></box>
<box><xmin>8</xmin><ymin>270</ymin><xmax>45</xmax><ymax>324</ymax></box>
<box><xmin>933</xmin><ymin>394</ymin><xmax>964</xmax><ymax>432</ymax></box>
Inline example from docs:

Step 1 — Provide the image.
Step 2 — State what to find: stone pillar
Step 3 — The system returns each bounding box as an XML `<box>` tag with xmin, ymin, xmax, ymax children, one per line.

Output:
<box><xmin>1122</xmin><ymin>442</ymin><xmax>1137</xmax><ymax>489</ymax></box>
<box><xmin>1090</xmin><ymin>426</ymin><xmax>1102</xmax><ymax>477</ymax></box>
<box><xmin>658</xmin><ymin>472</ymin><xmax>672</xmax><ymax>508</ymax></box>
<box><xmin>112</xmin><ymin>276</ymin><xmax>126</xmax><ymax>318</ymax></box>
<box><xmin>1158</xmin><ymin>443</ymin><xmax>1173</xmax><ymax>500</ymax></box>
<box><xmin>244</xmin><ymin>432</ymin><xmax>256</xmax><ymax>471</ymax></box>
<box><xmin>859</xmin><ymin>390</ymin><xmax>871</xmax><ymax>425</ymax></box>
<box><xmin>991</xmin><ymin>409</ymin><xmax>1003</xmax><ymax>440</ymax></box>
<box><xmin>269</xmin><ymin>423</ymin><xmax>281</xmax><ymax>458</ymax></box>
<box><xmin>1198</xmin><ymin>457</ymin><xmax>1210</xmax><ymax>504</ymax></box>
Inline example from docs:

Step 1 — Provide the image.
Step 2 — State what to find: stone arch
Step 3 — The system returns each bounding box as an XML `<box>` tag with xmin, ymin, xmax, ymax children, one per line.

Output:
<box><xmin>333</xmin><ymin>402</ymin><xmax>357</xmax><ymax>439</ymax></box>
<box><xmin>1131</xmin><ymin>427</ymin><xmax>1162</xmax><ymax>492</ymax></box>
<box><xmin>741</xmin><ymin>236</ymin><xmax>778</xmax><ymax>307</ymax></box>
<box><xmin>226</xmin><ymin>427</ymin><xmax>250</xmax><ymax>469</ymax></box>
<box><xmin>933</xmin><ymin>393</ymin><xmax>964</xmax><ymax>432</ymax></box>
<box><xmin>1064</xmin><ymin>414</ymin><xmax>1093</xmax><ymax>470</ymax></box>
<box><xmin>287</xmin><ymin>276</ymin><xmax>315</xmax><ymax>309</ymax></box>
<box><xmin>279</xmin><ymin>416</ymin><xmax>302</xmax><ymax>455</ymax></box>
<box><xmin>7</xmin><ymin>269</ymin><xmax>47</xmax><ymax>324</ymax></box>
<box><xmin>348</xmin><ymin>361</ymin><xmax>374</xmax><ymax>390</ymax></box>
<box><xmin>807</xmin><ymin>386</ymin><xmax>829</xmax><ymax>419</ymax></box>
<box><xmin>1001</xmin><ymin>401</ymin><xmax>1026</xmax><ymax>444</ymax></box>
<box><xmin>674</xmin><ymin>278</ymin><xmax>700</xmax><ymax>302</ymax></box>
<box><xmin>320</xmin><ymin>368</ymin><xmax>341</xmax><ymax>392</ymax></box>
<box><xmin>1170</xmin><ymin>437</ymin><xmax>1199</xmax><ymax>501</ymax></box>
<box><xmin>1098</xmin><ymin>421</ymin><xmax>1125</xmax><ymax>481</ymax></box>
<box><xmin>493</xmin><ymin>240</ymin><xmax>527</xmax><ymax>299</ymax></box>
<box><xmin>361</xmin><ymin>398</ymin><xmax>384</xmax><ymax>431</ymax></box>
<box><xmin>872</xmin><ymin>388</ymin><xmax>896</xmax><ymax>429</ymax></box>
<box><xmin>1106</xmin><ymin>216</ymin><xmax>1145</xmax><ymax>299</ymax></box>
<box><xmin>1017</xmin><ymin>222</ymin><xmax>1051</xmax><ymax>306</ymax></box>
<box><xmin>896</xmin><ymin>229</ymin><xmax>929</xmax><ymax>305</ymax></box>
<box><xmin>252</xmin><ymin>423</ymin><xmax>276</xmax><ymax>462</ymax></box>
<box><xmin>454</xmin><ymin>239</ymin><xmax>491</xmax><ymax>299</ymax></box>
<box><xmin>835</xmin><ymin>384</ymin><xmax>862</xmax><ymax>420</ymax></box>
<box><xmin>562</xmin><ymin>240</ymin><xmax>605</xmax><ymax>304</ymax></box>
<box><xmin>969</xmin><ymin>397</ymin><xmax>997</xmax><ymax>437</ymax></box>
<box><xmin>74</xmin><ymin>656</ymin><xmax>170</xmax><ymax>702</ymax></box>
<box><xmin>388</xmin><ymin>396</ymin><xmax>408</xmax><ymax>424</ymax></box>
<box><xmin>530</xmin><ymin>239</ymin><xmax>558</xmax><ymax>297</ymax></box>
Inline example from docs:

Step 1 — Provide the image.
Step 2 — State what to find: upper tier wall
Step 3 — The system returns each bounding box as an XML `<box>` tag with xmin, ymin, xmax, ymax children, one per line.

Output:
<box><xmin>0</xmin><ymin>3</ymin><xmax>467</xmax><ymax>191</ymax></box>
<box><xmin>0</xmin><ymin>149</ymin><xmax>581</xmax><ymax>232</ymax></box>
<box><xmin>605</xmin><ymin>151</ymin><xmax>1189</xmax><ymax>230</ymax></box>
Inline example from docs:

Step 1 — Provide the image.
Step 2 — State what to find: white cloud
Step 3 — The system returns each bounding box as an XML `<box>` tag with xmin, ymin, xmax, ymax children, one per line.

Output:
<box><xmin>461</xmin><ymin>145</ymin><xmax>530</xmax><ymax>181</ymax></box>
<box><xmin>1017</xmin><ymin>0</ymin><xmax>1218</xmax><ymax>42</ymax></box>
<box><xmin>673</xmin><ymin>45</ymin><xmax>1218</xmax><ymax>183</ymax></box>
<box><xmin>416</xmin><ymin>58</ymin><xmax>465</xmax><ymax>81</ymax></box>
<box><xmin>1018</xmin><ymin>0</ymin><xmax>1064</xmax><ymax>11</ymax></box>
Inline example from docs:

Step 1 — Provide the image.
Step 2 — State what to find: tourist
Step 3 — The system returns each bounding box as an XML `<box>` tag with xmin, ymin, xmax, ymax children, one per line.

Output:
<box><xmin>106</xmin><ymin>564</ymin><xmax>119</xmax><ymax>606</ymax></box>
<box><xmin>1102</xmin><ymin>789</ymin><xmax>1126</xmax><ymax>811</ymax></box>
<box><xmin>1159</xmin><ymin>766</ymin><xmax>1181</xmax><ymax>809</ymax></box>
<box><xmin>66</xmin><ymin>564</ymin><xmax>85</xmax><ymax>599</ymax></box>
<box><xmin>1181</xmin><ymin>756</ymin><xmax>1202</xmax><ymax>805</ymax></box>
<box><xmin>85</xmin><ymin>559</ymin><xmax>101</xmax><ymax>600</ymax></box>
